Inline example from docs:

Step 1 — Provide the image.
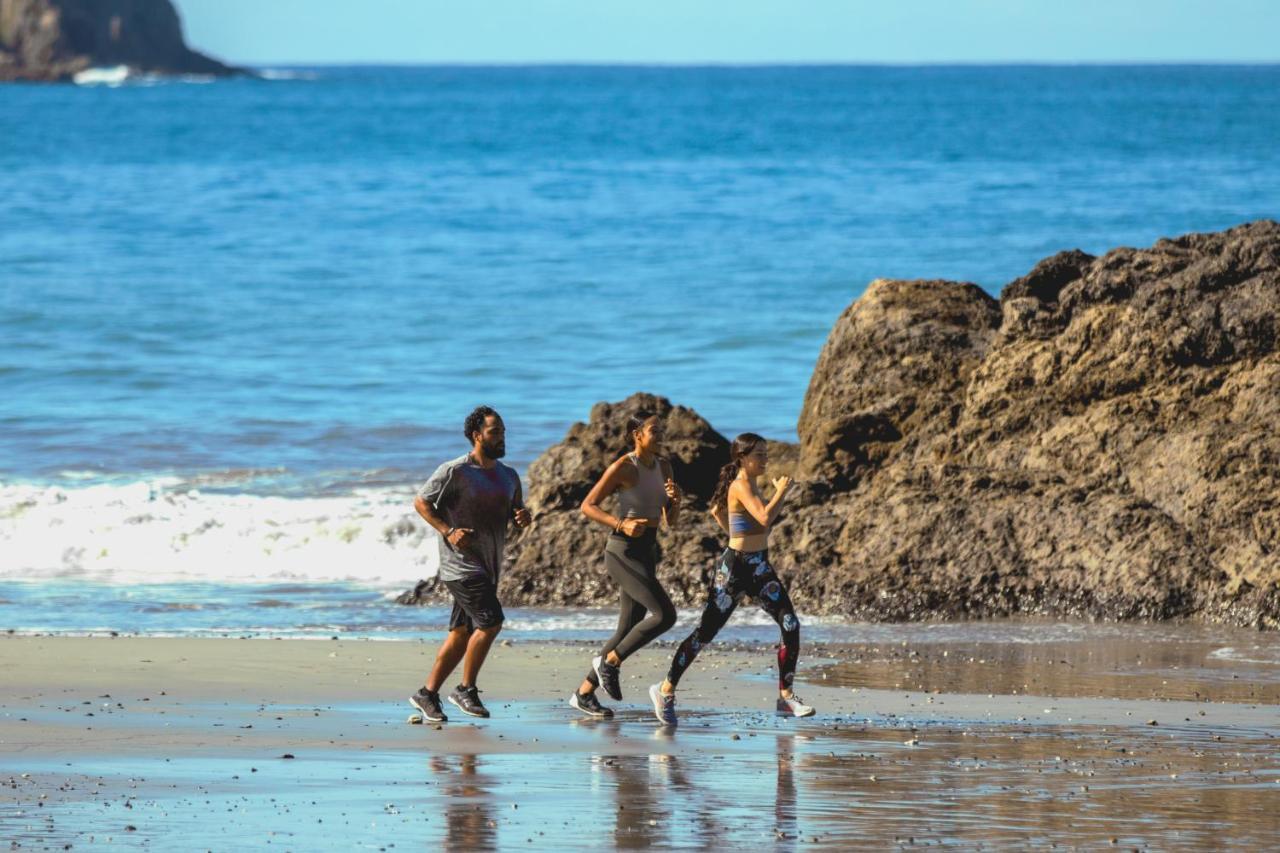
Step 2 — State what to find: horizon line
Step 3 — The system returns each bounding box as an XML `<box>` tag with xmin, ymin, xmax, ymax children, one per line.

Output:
<box><xmin>229</xmin><ymin>59</ymin><xmax>1280</xmax><ymax>69</ymax></box>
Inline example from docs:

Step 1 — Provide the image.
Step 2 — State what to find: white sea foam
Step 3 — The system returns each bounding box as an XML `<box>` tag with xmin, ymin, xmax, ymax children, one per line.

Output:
<box><xmin>258</xmin><ymin>69</ymin><xmax>318</xmax><ymax>81</ymax></box>
<box><xmin>72</xmin><ymin>65</ymin><xmax>131</xmax><ymax>86</ymax></box>
<box><xmin>0</xmin><ymin>480</ymin><xmax>438</xmax><ymax>589</ymax></box>
<box><xmin>1208</xmin><ymin>646</ymin><xmax>1280</xmax><ymax>666</ymax></box>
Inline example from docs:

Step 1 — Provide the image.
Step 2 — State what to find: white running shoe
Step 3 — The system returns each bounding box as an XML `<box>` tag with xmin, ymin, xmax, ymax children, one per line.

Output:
<box><xmin>649</xmin><ymin>682</ymin><xmax>678</xmax><ymax>727</ymax></box>
<box><xmin>776</xmin><ymin>694</ymin><xmax>815</xmax><ymax>717</ymax></box>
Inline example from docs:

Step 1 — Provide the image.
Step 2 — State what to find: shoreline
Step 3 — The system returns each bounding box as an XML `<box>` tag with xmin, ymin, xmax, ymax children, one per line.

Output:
<box><xmin>2</xmin><ymin>636</ymin><xmax>1278</xmax><ymax>847</ymax></box>
<box><xmin>5</xmin><ymin>630</ymin><xmax>1274</xmax><ymax>845</ymax></box>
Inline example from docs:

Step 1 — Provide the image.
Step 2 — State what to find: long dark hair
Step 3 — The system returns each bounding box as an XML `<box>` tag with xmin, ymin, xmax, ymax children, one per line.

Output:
<box><xmin>624</xmin><ymin>412</ymin><xmax>656</xmax><ymax>452</ymax></box>
<box><xmin>710</xmin><ymin>433</ymin><xmax>766</xmax><ymax>509</ymax></box>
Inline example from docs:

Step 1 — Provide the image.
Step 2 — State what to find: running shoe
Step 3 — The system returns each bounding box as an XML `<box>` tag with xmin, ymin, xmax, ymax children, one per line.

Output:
<box><xmin>593</xmin><ymin>655</ymin><xmax>623</xmax><ymax>701</ymax></box>
<box><xmin>448</xmin><ymin>684</ymin><xmax>490</xmax><ymax>718</ymax></box>
<box><xmin>569</xmin><ymin>689</ymin><xmax>614</xmax><ymax>719</ymax></box>
<box><xmin>648</xmin><ymin>682</ymin><xmax>678</xmax><ymax>727</ymax></box>
<box><xmin>408</xmin><ymin>687</ymin><xmax>448</xmax><ymax>722</ymax></box>
<box><xmin>776</xmin><ymin>694</ymin><xmax>816</xmax><ymax>717</ymax></box>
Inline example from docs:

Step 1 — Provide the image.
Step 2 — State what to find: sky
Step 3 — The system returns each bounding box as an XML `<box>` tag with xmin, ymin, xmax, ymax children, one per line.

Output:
<box><xmin>176</xmin><ymin>0</ymin><xmax>1280</xmax><ymax>65</ymax></box>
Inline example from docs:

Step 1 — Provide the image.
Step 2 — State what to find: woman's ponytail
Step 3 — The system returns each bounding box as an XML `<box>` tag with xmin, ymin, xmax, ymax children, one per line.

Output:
<box><xmin>709</xmin><ymin>460</ymin><xmax>740</xmax><ymax>509</ymax></box>
<box><xmin>711</xmin><ymin>432</ymin><xmax>766</xmax><ymax>508</ymax></box>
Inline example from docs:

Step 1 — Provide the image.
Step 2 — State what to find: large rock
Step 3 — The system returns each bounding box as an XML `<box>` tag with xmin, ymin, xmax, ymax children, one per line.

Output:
<box><xmin>503</xmin><ymin>393</ymin><xmax>731</xmax><ymax>607</ymax></box>
<box><xmin>796</xmin><ymin>278</ymin><xmax>1001</xmax><ymax>490</ymax></box>
<box><xmin>780</xmin><ymin>219</ymin><xmax>1280</xmax><ymax>626</ymax></box>
<box><xmin>397</xmin><ymin>393</ymin><xmax>735</xmax><ymax>609</ymax></box>
<box><xmin>0</xmin><ymin>0</ymin><xmax>241</xmax><ymax>81</ymax></box>
<box><xmin>525</xmin><ymin>393</ymin><xmax>730</xmax><ymax>513</ymax></box>
<box><xmin>401</xmin><ymin>221</ymin><xmax>1280</xmax><ymax>628</ymax></box>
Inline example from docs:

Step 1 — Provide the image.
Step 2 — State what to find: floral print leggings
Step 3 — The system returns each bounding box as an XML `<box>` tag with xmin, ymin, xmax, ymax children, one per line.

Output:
<box><xmin>666</xmin><ymin>548</ymin><xmax>800</xmax><ymax>691</ymax></box>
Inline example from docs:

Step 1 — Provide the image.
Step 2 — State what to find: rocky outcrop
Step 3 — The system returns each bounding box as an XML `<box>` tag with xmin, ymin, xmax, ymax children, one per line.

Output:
<box><xmin>499</xmin><ymin>394</ymin><xmax>731</xmax><ymax>608</ymax></box>
<box><xmin>0</xmin><ymin>0</ymin><xmax>241</xmax><ymax>81</ymax></box>
<box><xmin>787</xmin><ymin>219</ymin><xmax>1280</xmax><ymax>627</ymax></box>
<box><xmin>401</xmin><ymin>221</ymin><xmax>1280</xmax><ymax>627</ymax></box>
<box><xmin>396</xmin><ymin>393</ymin><xmax>738</xmax><ymax>609</ymax></box>
<box><xmin>796</xmin><ymin>278</ymin><xmax>1002</xmax><ymax>491</ymax></box>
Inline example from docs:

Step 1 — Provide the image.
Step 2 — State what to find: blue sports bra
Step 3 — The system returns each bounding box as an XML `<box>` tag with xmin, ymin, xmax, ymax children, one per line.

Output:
<box><xmin>728</xmin><ymin>505</ymin><xmax>767</xmax><ymax>536</ymax></box>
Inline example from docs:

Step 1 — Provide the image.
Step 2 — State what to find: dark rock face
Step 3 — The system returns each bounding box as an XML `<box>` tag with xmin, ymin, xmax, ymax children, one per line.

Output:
<box><xmin>783</xmin><ymin>219</ymin><xmax>1279</xmax><ymax>627</ymax></box>
<box><xmin>0</xmin><ymin>0</ymin><xmax>241</xmax><ymax>81</ymax></box>
<box><xmin>525</xmin><ymin>393</ymin><xmax>730</xmax><ymax>513</ymax></box>
<box><xmin>796</xmin><ymin>278</ymin><xmax>1002</xmax><ymax>490</ymax></box>
<box><xmin>504</xmin><ymin>393</ymin><xmax>731</xmax><ymax>608</ymax></box>
<box><xmin>401</xmin><ymin>221</ymin><xmax>1280</xmax><ymax>628</ymax></box>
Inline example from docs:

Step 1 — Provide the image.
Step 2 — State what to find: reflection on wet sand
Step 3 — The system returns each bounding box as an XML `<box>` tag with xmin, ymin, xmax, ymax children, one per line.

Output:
<box><xmin>430</xmin><ymin>754</ymin><xmax>495</xmax><ymax>851</ymax></box>
<box><xmin>774</xmin><ymin>734</ymin><xmax>798</xmax><ymax>847</ymax></box>
<box><xmin>813</xmin><ymin>635</ymin><xmax>1280</xmax><ymax>703</ymax></box>
<box><xmin>5</xmin><ymin>632</ymin><xmax>1277</xmax><ymax>848</ymax></box>
<box><xmin>791</xmin><ymin>723</ymin><xmax>1280</xmax><ymax>847</ymax></box>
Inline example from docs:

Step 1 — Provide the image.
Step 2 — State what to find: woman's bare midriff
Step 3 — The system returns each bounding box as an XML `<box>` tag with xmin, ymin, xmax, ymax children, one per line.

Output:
<box><xmin>728</xmin><ymin>531</ymin><xmax>769</xmax><ymax>552</ymax></box>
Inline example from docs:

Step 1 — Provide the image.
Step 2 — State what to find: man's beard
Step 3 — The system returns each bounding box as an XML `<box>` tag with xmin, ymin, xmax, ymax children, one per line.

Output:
<box><xmin>481</xmin><ymin>439</ymin><xmax>506</xmax><ymax>459</ymax></box>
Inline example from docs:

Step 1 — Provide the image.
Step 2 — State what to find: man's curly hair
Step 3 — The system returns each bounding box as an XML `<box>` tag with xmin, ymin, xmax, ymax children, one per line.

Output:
<box><xmin>464</xmin><ymin>405</ymin><xmax>499</xmax><ymax>443</ymax></box>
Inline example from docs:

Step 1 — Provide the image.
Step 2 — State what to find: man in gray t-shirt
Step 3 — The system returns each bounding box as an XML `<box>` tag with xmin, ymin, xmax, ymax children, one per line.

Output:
<box><xmin>408</xmin><ymin>406</ymin><xmax>530</xmax><ymax>722</ymax></box>
<box><xmin>418</xmin><ymin>452</ymin><xmax>523</xmax><ymax>585</ymax></box>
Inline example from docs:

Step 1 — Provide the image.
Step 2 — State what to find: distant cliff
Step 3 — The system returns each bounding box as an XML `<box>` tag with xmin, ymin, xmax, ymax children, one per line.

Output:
<box><xmin>0</xmin><ymin>0</ymin><xmax>242</xmax><ymax>81</ymax></box>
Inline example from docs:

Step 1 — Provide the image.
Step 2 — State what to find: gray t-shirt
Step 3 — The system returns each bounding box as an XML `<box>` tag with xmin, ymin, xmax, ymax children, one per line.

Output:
<box><xmin>418</xmin><ymin>454</ymin><xmax>523</xmax><ymax>583</ymax></box>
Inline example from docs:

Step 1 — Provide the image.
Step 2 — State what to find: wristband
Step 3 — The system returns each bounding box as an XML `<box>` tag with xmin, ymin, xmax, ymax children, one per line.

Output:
<box><xmin>445</xmin><ymin>526</ymin><xmax>456</xmax><ymax>538</ymax></box>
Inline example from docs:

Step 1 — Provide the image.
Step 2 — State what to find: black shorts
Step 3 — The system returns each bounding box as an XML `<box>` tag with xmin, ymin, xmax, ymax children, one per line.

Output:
<box><xmin>443</xmin><ymin>575</ymin><xmax>504</xmax><ymax>631</ymax></box>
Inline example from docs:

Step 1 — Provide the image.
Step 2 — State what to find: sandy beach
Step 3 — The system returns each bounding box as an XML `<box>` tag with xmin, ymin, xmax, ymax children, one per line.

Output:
<box><xmin>2</xmin><ymin>634</ymin><xmax>1277</xmax><ymax>849</ymax></box>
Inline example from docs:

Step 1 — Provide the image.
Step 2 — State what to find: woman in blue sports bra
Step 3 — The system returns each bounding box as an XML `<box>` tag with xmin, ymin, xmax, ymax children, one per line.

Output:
<box><xmin>648</xmin><ymin>432</ymin><xmax>814</xmax><ymax>725</ymax></box>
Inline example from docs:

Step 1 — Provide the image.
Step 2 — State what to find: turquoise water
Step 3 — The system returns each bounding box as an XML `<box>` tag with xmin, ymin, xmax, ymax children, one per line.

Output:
<box><xmin>4</xmin><ymin>65</ymin><xmax>1278</xmax><ymax>487</ymax></box>
<box><xmin>1</xmin><ymin>65</ymin><xmax>1278</xmax><ymax>610</ymax></box>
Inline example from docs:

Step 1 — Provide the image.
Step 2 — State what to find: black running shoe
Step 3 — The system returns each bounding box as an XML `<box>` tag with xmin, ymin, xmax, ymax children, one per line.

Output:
<box><xmin>448</xmin><ymin>684</ymin><xmax>490</xmax><ymax>718</ymax></box>
<box><xmin>569</xmin><ymin>689</ymin><xmax>614</xmax><ymax>718</ymax></box>
<box><xmin>593</xmin><ymin>654</ymin><xmax>623</xmax><ymax>701</ymax></box>
<box><xmin>409</xmin><ymin>687</ymin><xmax>447</xmax><ymax>722</ymax></box>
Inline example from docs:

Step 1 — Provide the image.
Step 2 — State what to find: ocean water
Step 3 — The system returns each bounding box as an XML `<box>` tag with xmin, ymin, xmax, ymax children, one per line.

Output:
<box><xmin>2</xmin><ymin>65</ymin><xmax>1278</xmax><ymax>626</ymax></box>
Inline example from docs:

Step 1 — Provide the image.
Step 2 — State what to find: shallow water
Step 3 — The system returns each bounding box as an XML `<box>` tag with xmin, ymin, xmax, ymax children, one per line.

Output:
<box><xmin>3</xmin><ymin>628</ymin><xmax>1278</xmax><ymax>849</ymax></box>
<box><xmin>811</xmin><ymin>631</ymin><xmax>1280</xmax><ymax>705</ymax></box>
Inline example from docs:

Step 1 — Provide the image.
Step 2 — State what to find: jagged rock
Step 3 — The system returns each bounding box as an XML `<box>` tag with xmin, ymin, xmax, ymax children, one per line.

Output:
<box><xmin>504</xmin><ymin>393</ymin><xmax>731</xmax><ymax>607</ymax></box>
<box><xmin>0</xmin><ymin>0</ymin><xmax>241</xmax><ymax>82</ymax></box>
<box><xmin>796</xmin><ymin>278</ymin><xmax>1002</xmax><ymax>490</ymax></box>
<box><xmin>781</xmin><ymin>219</ymin><xmax>1279</xmax><ymax>626</ymax></box>
<box><xmin>400</xmin><ymin>221</ymin><xmax>1280</xmax><ymax>628</ymax></box>
<box><xmin>526</xmin><ymin>392</ymin><xmax>729</xmax><ymax>513</ymax></box>
<box><xmin>394</xmin><ymin>393</ymin><xmax>737</xmax><ymax>609</ymax></box>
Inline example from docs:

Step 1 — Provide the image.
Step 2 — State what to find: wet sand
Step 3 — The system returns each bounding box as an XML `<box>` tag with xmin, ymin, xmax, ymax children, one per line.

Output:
<box><xmin>2</xmin><ymin>634</ymin><xmax>1278</xmax><ymax>849</ymax></box>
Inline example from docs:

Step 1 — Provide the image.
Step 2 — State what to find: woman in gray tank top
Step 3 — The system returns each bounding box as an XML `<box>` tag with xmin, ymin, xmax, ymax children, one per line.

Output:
<box><xmin>568</xmin><ymin>411</ymin><xmax>683</xmax><ymax>718</ymax></box>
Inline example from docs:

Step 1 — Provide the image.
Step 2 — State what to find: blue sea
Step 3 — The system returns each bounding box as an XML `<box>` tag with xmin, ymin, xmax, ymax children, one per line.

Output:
<box><xmin>2</xmin><ymin>65</ymin><xmax>1278</xmax><ymax>634</ymax></box>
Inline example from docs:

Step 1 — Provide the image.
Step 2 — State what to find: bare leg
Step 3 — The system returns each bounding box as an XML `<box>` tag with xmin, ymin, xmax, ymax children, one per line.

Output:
<box><xmin>461</xmin><ymin>624</ymin><xmax>502</xmax><ymax>687</ymax></box>
<box><xmin>426</xmin><ymin>626</ymin><xmax>472</xmax><ymax>693</ymax></box>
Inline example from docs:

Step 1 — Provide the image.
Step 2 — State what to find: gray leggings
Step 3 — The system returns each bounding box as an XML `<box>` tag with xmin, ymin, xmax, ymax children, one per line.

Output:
<box><xmin>587</xmin><ymin>529</ymin><xmax>677</xmax><ymax>682</ymax></box>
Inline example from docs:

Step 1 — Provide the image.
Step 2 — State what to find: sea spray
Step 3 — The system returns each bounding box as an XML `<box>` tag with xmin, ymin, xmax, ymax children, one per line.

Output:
<box><xmin>0</xmin><ymin>480</ymin><xmax>438</xmax><ymax>587</ymax></box>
